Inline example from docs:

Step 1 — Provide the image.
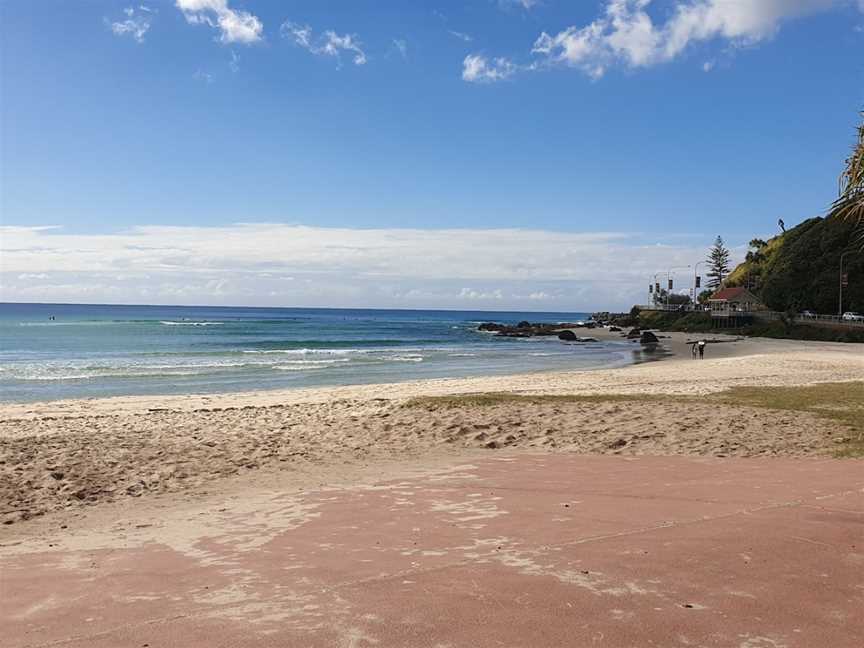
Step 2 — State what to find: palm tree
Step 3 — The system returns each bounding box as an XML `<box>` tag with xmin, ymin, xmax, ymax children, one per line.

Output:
<box><xmin>831</xmin><ymin>111</ymin><xmax>864</xmax><ymax>237</ymax></box>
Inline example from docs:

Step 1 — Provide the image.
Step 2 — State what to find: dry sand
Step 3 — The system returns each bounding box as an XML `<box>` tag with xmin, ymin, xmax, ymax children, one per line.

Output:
<box><xmin>2</xmin><ymin>333</ymin><xmax>863</xmax><ymax>530</ymax></box>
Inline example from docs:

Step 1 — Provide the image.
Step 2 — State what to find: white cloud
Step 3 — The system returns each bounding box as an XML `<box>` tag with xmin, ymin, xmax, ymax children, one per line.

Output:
<box><xmin>0</xmin><ymin>223</ymin><xmax>731</xmax><ymax>310</ymax></box>
<box><xmin>108</xmin><ymin>6</ymin><xmax>153</xmax><ymax>44</ymax></box>
<box><xmin>448</xmin><ymin>29</ymin><xmax>473</xmax><ymax>42</ymax></box>
<box><xmin>462</xmin><ymin>54</ymin><xmax>517</xmax><ymax>82</ymax></box>
<box><xmin>530</xmin><ymin>0</ymin><xmax>857</xmax><ymax>78</ymax></box>
<box><xmin>392</xmin><ymin>38</ymin><xmax>408</xmax><ymax>60</ymax></box>
<box><xmin>459</xmin><ymin>287</ymin><xmax>504</xmax><ymax>301</ymax></box>
<box><xmin>281</xmin><ymin>21</ymin><xmax>367</xmax><ymax>66</ymax></box>
<box><xmin>500</xmin><ymin>0</ymin><xmax>540</xmax><ymax>10</ymax></box>
<box><xmin>176</xmin><ymin>0</ymin><xmax>263</xmax><ymax>45</ymax></box>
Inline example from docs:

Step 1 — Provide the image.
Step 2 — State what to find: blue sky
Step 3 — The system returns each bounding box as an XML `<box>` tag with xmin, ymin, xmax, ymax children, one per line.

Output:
<box><xmin>1</xmin><ymin>0</ymin><xmax>863</xmax><ymax>310</ymax></box>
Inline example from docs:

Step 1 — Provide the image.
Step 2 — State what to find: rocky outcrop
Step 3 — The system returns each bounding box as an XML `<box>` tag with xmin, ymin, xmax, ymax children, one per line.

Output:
<box><xmin>477</xmin><ymin>322</ymin><xmax>585</xmax><ymax>339</ymax></box>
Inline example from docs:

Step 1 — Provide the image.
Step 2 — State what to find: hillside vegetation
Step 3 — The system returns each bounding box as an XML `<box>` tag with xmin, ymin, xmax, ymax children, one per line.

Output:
<box><xmin>726</xmin><ymin>216</ymin><xmax>863</xmax><ymax>314</ymax></box>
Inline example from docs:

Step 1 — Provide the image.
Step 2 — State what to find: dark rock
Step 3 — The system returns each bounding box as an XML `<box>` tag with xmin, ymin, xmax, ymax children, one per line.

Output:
<box><xmin>608</xmin><ymin>438</ymin><xmax>628</xmax><ymax>449</ymax></box>
<box><xmin>50</xmin><ymin>471</ymin><xmax>64</xmax><ymax>480</ymax></box>
<box><xmin>558</xmin><ymin>330</ymin><xmax>578</xmax><ymax>341</ymax></box>
<box><xmin>609</xmin><ymin>326</ymin><xmax>622</xmax><ymax>332</ymax></box>
<box><xmin>500</xmin><ymin>330</ymin><xmax>534</xmax><ymax>338</ymax></box>
<box><xmin>640</xmin><ymin>331</ymin><xmax>660</xmax><ymax>345</ymax></box>
<box><xmin>478</xmin><ymin>322</ymin><xmax>505</xmax><ymax>332</ymax></box>
<box><xmin>517</xmin><ymin>320</ymin><xmax>531</xmax><ymax>329</ymax></box>
<box><xmin>626</xmin><ymin>328</ymin><xmax>642</xmax><ymax>339</ymax></box>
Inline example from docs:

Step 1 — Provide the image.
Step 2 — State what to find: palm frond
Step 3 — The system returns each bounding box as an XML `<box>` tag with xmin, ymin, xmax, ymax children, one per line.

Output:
<box><xmin>830</xmin><ymin>111</ymin><xmax>864</xmax><ymax>245</ymax></box>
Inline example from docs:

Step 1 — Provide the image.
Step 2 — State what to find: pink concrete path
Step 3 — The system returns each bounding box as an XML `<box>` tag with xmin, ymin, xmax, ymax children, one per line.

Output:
<box><xmin>2</xmin><ymin>454</ymin><xmax>863</xmax><ymax>647</ymax></box>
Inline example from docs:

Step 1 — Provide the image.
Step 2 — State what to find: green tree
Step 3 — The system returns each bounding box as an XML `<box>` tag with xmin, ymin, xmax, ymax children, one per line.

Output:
<box><xmin>706</xmin><ymin>236</ymin><xmax>731</xmax><ymax>289</ymax></box>
<box><xmin>655</xmin><ymin>289</ymin><xmax>691</xmax><ymax>305</ymax></box>
<box><xmin>745</xmin><ymin>239</ymin><xmax>767</xmax><ymax>263</ymax></box>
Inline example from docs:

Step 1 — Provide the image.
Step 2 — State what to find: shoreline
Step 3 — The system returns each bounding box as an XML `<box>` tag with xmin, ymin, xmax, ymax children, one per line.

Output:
<box><xmin>2</xmin><ymin>331</ymin><xmax>862</xmax><ymax>419</ymax></box>
<box><xmin>2</xmin><ymin>331</ymin><xmax>861</xmax><ymax>538</ymax></box>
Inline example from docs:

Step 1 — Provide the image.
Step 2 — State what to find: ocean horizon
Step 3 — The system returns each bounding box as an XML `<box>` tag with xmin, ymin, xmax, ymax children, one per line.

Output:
<box><xmin>0</xmin><ymin>302</ymin><xmax>638</xmax><ymax>403</ymax></box>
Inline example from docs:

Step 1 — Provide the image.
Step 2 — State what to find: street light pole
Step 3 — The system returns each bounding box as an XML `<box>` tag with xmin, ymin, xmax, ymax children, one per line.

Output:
<box><xmin>839</xmin><ymin>251</ymin><xmax>850</xmax><ymax>317</ymax></box>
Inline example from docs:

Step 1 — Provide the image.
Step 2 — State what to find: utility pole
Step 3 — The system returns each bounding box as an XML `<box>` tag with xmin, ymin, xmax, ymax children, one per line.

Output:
<box><xmin>693</xmin><ymin>261</ymin><xmax>706</xmax><ymax>310</ymax></box>
<box><xmin>652</xmin><ymin>272</ymin><xmax>667</xmax><ymax>308</ymax></box>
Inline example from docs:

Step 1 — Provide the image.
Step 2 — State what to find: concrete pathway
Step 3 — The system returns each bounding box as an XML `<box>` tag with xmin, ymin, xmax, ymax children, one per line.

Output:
<box><xmin>3</xmin><ymin>454</ymin><xmax>863</xmax><ymax>647</ymax></box>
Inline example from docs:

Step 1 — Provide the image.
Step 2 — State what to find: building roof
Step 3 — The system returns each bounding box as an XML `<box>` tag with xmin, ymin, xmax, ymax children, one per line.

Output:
<box><xmin>709</xmin><ymin>287</ymin><xmax>753</xmax><ymax>301</ymax></box>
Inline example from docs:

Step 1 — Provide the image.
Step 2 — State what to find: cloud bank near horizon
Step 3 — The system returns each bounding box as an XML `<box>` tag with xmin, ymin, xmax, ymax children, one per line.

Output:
<box><xmin>0</xmin><ymin>224</ymin><xmax>733</xmax><ymax>311</ymax></box>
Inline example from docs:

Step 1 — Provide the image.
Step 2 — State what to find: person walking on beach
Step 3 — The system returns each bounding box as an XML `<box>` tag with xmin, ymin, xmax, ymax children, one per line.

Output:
<box><xmin>698</xmin><ymin>340</ymin><xmax>706</xmax><ymax>359</ymax></box>
<box><xmin>691</xmin><ymin>343</ymin><xmax>698</xmax><ymax>359</ymax></box>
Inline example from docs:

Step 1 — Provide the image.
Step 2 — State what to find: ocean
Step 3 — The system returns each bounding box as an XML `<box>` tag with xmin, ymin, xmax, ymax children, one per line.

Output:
<box><xmin>0</xmin><ymin>303</ymin><xmax>637</xmax><ymax>403</ymax></box>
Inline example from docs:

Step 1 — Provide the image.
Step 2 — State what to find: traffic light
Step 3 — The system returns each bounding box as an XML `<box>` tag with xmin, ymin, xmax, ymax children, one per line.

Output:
<box><xmin>695</xmin><ymin>275</ymin><xmax>701</xmax><ymax>289</ymax></box>
<box><xmin>655</xmin><ymin>282</ymin><xmax>660</xmax><ymax>294</ymax></box>
<box><xmin>649</xmin><ymin>284</ymin><xmax>653</xmax><ymax>293</ymax></box>
<box><xmin>668</xmin><ymin>279</ymin><xmax>673</xmax><ymax>291</ymax></box>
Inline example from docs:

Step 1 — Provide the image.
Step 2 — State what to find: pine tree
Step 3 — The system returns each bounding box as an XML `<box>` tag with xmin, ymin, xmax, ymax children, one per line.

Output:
<box><xmin>706</xmin><ymin>236</ymin><xmax>731</xmax><ymax>289</ymax></box>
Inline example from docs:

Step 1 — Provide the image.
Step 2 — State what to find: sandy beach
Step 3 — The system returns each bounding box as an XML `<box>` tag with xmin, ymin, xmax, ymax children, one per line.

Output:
<box><xmin>2</xmin><ymin>332</ymin><xmax>862</xmax><ymax>528</ymax></box>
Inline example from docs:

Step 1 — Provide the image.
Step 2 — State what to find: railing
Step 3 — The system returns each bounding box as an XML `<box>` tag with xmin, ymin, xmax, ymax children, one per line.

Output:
<box><xmin>638</xmin><ymin>305</ymin><xmax>864</xmax><ymax>328</ymax></box>
<box><xmin>635</xmin><ymin>304</ymin><xmax>699</xmax><ymax>312</ymax></box>
<box><xmin>752</xmin><ymin>311</ymin><xmax>864</xmax><ymax>327</ymax></box>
